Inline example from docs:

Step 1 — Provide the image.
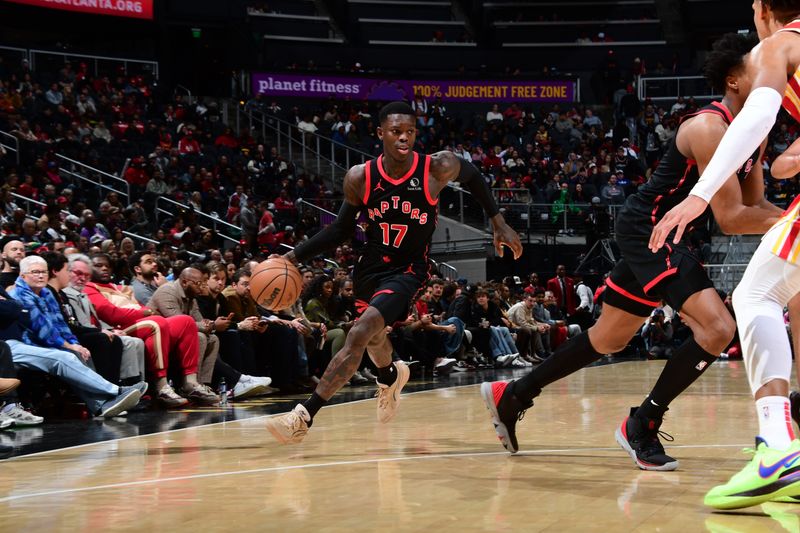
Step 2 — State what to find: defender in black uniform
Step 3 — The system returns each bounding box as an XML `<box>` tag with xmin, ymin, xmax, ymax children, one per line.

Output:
<box><xmin>267</xmin><ymin>102</ymin><xmax>522</xmax><ymax>444</ymax></box>
<box><xmin>482</xmin><ymin>33</ymin><xmax>783</xmax><ymax>469</ymax></box>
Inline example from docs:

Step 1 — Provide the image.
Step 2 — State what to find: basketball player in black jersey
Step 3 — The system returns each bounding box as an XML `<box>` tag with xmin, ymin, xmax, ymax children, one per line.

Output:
<box><xmin>482</xmin><ymin>33</ymin><xmax>784</xmax><ymax>470</ymax></box>
<box><xmin>266</xmin><ymin>101</ymin><xmax>522</xmax><ymax>444</ymax></box>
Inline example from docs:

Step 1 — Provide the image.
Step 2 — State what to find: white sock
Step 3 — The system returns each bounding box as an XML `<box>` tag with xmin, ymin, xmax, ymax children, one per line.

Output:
<box><xmin>756</xmin><ymin>396</ymin><xmax>795</xmax><ymax>449</ymax></box>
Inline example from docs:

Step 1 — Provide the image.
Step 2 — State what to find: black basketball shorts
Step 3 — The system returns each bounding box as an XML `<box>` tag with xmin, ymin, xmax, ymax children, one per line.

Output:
<box><xmin>353</xmin><ymin>263</ymin><xmax>428</xmax><ymax>326</ymax></box>
<box><xmin>604</xmin><ymin>235</ymin><xmax>714</xmax><ymax>317</ymax></box>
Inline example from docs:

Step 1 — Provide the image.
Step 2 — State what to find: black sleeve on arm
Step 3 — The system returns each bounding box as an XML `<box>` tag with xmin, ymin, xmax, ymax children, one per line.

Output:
<box><xmin>456</xmin><ymin>160</ymin><xmax>500</xmax><ymax>218</ymax></box>
<box><xmin>293</xmin><ymin>201</ymin><xmax>361</xmax><ymax>263</ymax></box>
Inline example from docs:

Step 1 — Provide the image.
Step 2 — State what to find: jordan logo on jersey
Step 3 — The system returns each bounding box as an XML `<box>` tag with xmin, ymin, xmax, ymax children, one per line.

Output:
<box><xmin>374</xmin><ymin>179</ymin><xmax>385</xmax><ymax>192</ymax></box>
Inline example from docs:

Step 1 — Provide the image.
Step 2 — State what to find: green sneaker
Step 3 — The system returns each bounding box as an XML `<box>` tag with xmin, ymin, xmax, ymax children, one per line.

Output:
<box><xmin>705</xmin><ymin>438</ymin><xmax>800</xmax><ymax>510</ymax></box>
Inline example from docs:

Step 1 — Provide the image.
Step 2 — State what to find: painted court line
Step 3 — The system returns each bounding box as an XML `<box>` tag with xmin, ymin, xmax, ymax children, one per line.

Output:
<box><xmin>0</xmin><ymin>443</ymin><xmax>749</xmax><ymax>504</ymax></box>
<box><xmin>1</xmin><ymin>384</ymin><xmax>477</xmax><ymax>462</ymax></box>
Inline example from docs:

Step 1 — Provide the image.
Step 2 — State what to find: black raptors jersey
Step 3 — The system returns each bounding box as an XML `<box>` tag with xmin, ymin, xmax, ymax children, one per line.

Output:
<box><xmin>618</xmin><ymin>101</ymin><xmax>761</xmax><ymax>238</ymax></box>
<box><xmin>359</xmin><ymin>151</ymin><xmax>438</xmax><ymax>270</ymax></box>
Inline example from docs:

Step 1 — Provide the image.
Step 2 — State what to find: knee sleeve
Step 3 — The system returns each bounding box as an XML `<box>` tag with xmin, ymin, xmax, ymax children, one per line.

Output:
<box><xmin>734</xmin><ymin>287</ymin><xmax>792</xmax><ymax>395</ymax></box>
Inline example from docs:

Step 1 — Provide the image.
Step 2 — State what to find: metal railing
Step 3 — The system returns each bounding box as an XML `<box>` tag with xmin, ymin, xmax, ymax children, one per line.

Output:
<box><xmin>704</xmin><ymin>263</ymin><xmax>748</xmax><ymax>296</ymax></box>
<box><xmin>430</xmin><ymin>237</ymin><xmax>490</xmax><ymax>255</ymax></box>
<box><xmin>441</xmin><ymin>187</ymin><xmax>626</xmax><ymax>236</ymax></box>
<box><xmin>638</xmin><ymin>75</ymin><xmax>720</xmax><ymax>103</ymax></box>
<box><xmin>122</xmin><ymin>230</ymin><xmax>204</xmax><ymax>260</ymax></box>
<box><xmin>154</xmin><ymin>196</ymin><xmax>241</xmax><ymax>245</ymax></box>
<box><xmin>11</xmin><ymin>193</ymin><xmax>77</xmax><ymax>225</ymax></box>
<box><xmin>0</xmin><ymin>45</ymin><xmax>28</xmax><ymax>62</ymax></box>
<box><xmin>438</xmin><ymin>262</ymin><xmax>458</xmax><ymax>280</ymax></box>
<box><xmin>28</xmin><ymin>48</ymin><xmax>158</xmax><ymax>79</ymax></box>
<box><xmin>236</xmin><ymin>104</ymin><xmax>373</xmax><ymax>189</ymax></box>
<box><xmin>0</xmin><ymin>130</ymin><xmax>20</xmax><ymax>165</ymax></box>
<box><xmin>55</xmin><ymin>153</ymin><xmax>130</xmax><ymax>200</ymax></box>
<box><xmin>58</xmin><ymin>168</ymin><xmax>125</xmax><ymax>198</ymax></box>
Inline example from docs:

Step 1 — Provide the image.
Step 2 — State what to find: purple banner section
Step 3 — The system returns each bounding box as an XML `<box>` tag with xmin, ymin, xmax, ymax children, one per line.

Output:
<box><xmin>251</xmin><ymin>73</ymin><xmax>574</xmax><ymax>103</ymax></box>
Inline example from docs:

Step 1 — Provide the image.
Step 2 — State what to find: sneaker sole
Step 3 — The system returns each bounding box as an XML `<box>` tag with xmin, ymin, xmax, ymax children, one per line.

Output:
<box><xmin>614</xmin><ymin>418</ymin><xmax>679</xmax><ymax>471</ymax></box>
<box><xmin>158</xmin><ymin>397</ymin><xmax>190</xmax><ymax>409</ymax></box>
<box><xmin>772</xmin><ymin>494</ymin><xmax>800</xmax><ymax>503</ymax></box>
<box><xmin>233</xmin><ymin>384</ymin><xmax>269</xmax><ymax>401</ymax></box>
<box><xmin>100</xmin><ymin>389</ymin><xmax>142</xmax><ymax>418</ymax></box>
<box><xmin>435</xmin><ymin>360</ymin><xmax>457</xmax><ymax>372</ymax></box>
<box><xmin>0</xmin><ymin>419</ymin><xmax>13</xmax><ymax>429</ymax></box>
<box><xmin>706</xmin><ymin>476</ymin><xmax>800</xmax><ymax>510</ymax></box>
<box><xmin>480</xmin><ymin>382</ymin><xmax>517</xmax><ymax>454</ymax></box>
<box><xmin>377</xmin><ymin>361</ymin><xmax>410</xmax><ymax>424</ymax></box>
<box><xmin>8</xmin><ymin>418</ymin><xmax>43</xmax><ymax>426</ymax></box>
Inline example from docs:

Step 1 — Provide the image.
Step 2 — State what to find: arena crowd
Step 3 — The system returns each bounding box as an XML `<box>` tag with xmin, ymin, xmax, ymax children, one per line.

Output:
<box><xmin>0</xmin><ymin>53</ymin><xmax>777</xmax><ymax>436</ymax></box>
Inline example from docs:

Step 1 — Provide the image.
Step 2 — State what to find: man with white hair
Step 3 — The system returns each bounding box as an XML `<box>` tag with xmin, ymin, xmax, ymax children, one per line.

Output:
<box><xmin>1</xmin><ymin>255</ymin><xmax>146</xmax><ymax>419</ymax></box>
<box><xmin>63</xmin><ymin>254</ymin><xmax>147</xmax><ymax>385</ymax></box>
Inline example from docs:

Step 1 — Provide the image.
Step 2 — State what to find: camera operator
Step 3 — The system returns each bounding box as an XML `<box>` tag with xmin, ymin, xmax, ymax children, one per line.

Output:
<box><xmin>642</xmin><ymin>308</ymin><xmax>673</xmax><ymax>359</ymax></box>
<box><xmin>585</xmin><ymin>197</ymin><xmax>611</xmax><ymax>249</ymax></box>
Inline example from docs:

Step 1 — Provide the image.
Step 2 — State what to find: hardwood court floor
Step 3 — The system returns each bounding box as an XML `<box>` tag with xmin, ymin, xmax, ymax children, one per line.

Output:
<box><xmin>0</xmin><ymin>359</ymin><xmax>793</xmax><ymax>532</ymax></box>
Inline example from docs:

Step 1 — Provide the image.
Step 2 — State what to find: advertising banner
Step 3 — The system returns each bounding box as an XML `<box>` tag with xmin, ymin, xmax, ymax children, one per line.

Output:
<box><xmin>4</xmin><ymin>0</ymin><xmax>154</xmax><ymax>20</ymax></box>
<box><xmin>252</xmin><ymin>72</ymin><xmax>574</xmax><ymax>103</ymax></box>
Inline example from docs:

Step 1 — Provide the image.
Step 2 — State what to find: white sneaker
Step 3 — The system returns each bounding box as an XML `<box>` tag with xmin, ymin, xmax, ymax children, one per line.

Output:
<box><xmin>232</xmin><ymin>375</ymin><xmax>271</xmax><ymax>400</ymax></box>
<box><xmin>512</xmin><ymin>358</ymin><xmax>531</xmax><ymax>367</ymax></box>
<box><xmin>376</xmin><ymin>361</ymin><xmax>410</xmax><ymax>423</ymax></box>
<box><xmin>2</xmin><ymin>404</ymin><xmax>43</xmax><ymax>426</ymax></box>
<box><xmin>0</xmin><ymin>411</ymin><xmax>13</xmax><ymax>429</ymax></box>
<box><xmin>496</xmin><ymin>354</ymin><xmax>517</xmax><ymax>367</ymax></box>
<box><xmin>435</xmin><ymin>357</ymin><xmax>457</xmax><ymax>370</ymax></box>
<box><xmin>361</xmin><ymin>368</ymin><xmax>378</xmax><ymax>381</ymax></box>
<box><xmin>504</xmin><ymin>353</ymin><xmax>519</xmax><ymax>367</ymax></box>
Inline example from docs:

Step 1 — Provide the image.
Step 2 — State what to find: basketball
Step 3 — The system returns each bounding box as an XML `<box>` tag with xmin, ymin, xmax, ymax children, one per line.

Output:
<box><xmin>248</xmin><ymin>257</ymin><xmax>303</xmax><ymax>311</ymax></box>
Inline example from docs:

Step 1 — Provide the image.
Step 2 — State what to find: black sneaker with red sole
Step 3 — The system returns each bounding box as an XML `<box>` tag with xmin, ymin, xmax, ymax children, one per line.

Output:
<box><xmin>615</xmin><ymin>407</ymin><xmax>678</xmax><ymax>471</ymax></box>
<box><xmin>480</xmin><ymin>380</ymin><xmax>532</xmax><ymax>453</ymax></box>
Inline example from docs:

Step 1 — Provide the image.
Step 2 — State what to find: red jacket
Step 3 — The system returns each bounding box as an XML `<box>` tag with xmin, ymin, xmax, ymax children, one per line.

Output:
<box><xmin>84</xmin><ymin>282</ymin><xmax>148</xmax><ymax>328</ymax></box>
<box><xmin>546</xmin><ymin>275</ymin><xmax>576</xmax><ymax>316</ymax></box>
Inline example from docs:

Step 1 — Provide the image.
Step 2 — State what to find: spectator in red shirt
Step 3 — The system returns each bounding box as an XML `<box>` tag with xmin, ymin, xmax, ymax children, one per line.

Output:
<box><xmin>273</xmin><ymin>189</ymin><xmax>296</xmax><ymax>215</ymax></box>
<box><xmin>111</xmin><ymin>114</ymin><xmax>129</xmax><ymax>140</ymax></box>
<box><xmin>124</xmin><ymin>157</ymin><xmax>149</xmax><ymax>188</ymax></box>
<box><xmin>169</xmin><ymin>219</ymin><xmax>189</xmax><ymax>246</ymax></box>
<box><xmin>226</xmin><ymin>195</ymin><xmax>241</xmax><ymax>225</ymax></box>
<box><xmin>257</xmin><ymin>204</ymin><xmax>276</xmax><ymax>251</ymax></box>
<box><xmin>178</xmin><ymin>130</ymin><xmax>201</xmax><ymax>155</ymax></box>
<box><xmin>214</xmin><ymin>128</ymin><xmax>239</xmax><ymax>150</ymax></box>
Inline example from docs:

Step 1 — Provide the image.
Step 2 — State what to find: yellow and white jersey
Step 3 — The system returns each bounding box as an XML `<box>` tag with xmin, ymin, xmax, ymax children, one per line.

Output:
<box><xmin>769</xmin><ymin>195</ymin><xmax>800</xmax><ymax>263</ymax></box>
<box><xmin>779</xmin><ymin>20</ymin><xmax>800</xmax><ymax>123</ymax></box>
<box><xmin>766</xmin><ymin>20</ymin><xmax>800</xmax><ymax>262</ymax></box>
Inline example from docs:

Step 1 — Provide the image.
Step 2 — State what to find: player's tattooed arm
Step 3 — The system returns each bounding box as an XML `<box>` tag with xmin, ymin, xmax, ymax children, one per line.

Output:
<box><xmin>287</xmin><ymin>165</ymin><xmax>366</xmax><ymax>264</ymax></box>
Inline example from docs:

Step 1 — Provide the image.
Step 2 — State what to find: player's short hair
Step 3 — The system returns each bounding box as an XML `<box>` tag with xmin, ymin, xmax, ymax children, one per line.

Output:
<box><xmin>762</xmin><ymin>0</ymin><xmax>800</xmax><ymax>23</ymax></box>
<box><xmin>378</xmin><ymin>101</ymin><xmax>415</xmax><ymax>125</ymax></box>
<box><xmin>703</xmin><ymin>32</ymin><xmax>758</xmax><ymax>94</ymax></box>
